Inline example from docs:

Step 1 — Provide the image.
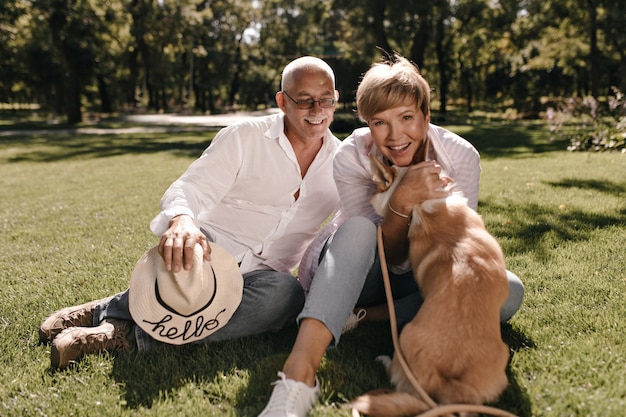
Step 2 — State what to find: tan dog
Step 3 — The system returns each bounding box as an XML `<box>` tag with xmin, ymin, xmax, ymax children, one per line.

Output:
<box><xmin>350</xmin><ymin>155</ymin><xmax>510</xmax><ymax>417</ymax></box>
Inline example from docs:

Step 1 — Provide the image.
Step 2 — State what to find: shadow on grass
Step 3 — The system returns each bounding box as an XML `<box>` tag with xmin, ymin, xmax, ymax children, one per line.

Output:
<box><xmin>482</xmin><ymin>181</ymin><xmax>625</xmax><ymax>261</ymax></box>
<box><xmin>546</xmin><ymin>178</ymin><xmax>626</xmax><ymax>197</ymax></box>
<box><xmin>458</xmin><ymin>123</ymin><xmax>570</xmax><ymax>159</ymax></box>
<box><xmin>105</xmin><ymin>320</ymin><xmax>534</xmax><ymax>416</ymax></box>
<box><xmin>1</xmin><ymin>120</ymin><xmax>569</xmax><ymax>164</ymax></box>
<box><xmin>108</xmin><ymin>325</ymin><xmax>299</xmax><ymax>415</ymax></box>
<box><xmin>496</xmin><ymin>323</ymin><xmax>536</xmax><ymax>417</ymax></box>
<box><xmin>1</xmin><ymin>131</ymin><xmax>214</xmax><ymax>163</ymax></box>
<box><xmin>106</xmin><ymin>323</ymin><xmax>393</xmax><ymax>415</ymax></box>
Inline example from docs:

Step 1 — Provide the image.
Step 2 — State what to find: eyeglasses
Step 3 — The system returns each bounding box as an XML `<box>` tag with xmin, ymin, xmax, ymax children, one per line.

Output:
<box><xmin>281</xmin><ymin>91</ymin><xmax>336</xmax><ymax>109</ymax></box>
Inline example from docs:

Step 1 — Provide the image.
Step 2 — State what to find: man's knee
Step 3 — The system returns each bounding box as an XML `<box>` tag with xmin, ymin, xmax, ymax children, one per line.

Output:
<box><xmin>281</xmin><ymin>276</ymin><xmax>306</xmax><ymax>305</ymax></box>
<box><xmin>262</xmin><ymin>274</ymin><xmax>305</xmax><ymax>314</ymax></box>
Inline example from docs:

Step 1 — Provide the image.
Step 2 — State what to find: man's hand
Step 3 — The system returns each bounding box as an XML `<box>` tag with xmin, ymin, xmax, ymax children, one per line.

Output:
<box><xmin>158</xmin><ymin>215</ymin><xmax>211</xmax><ymax>272</ymax></box>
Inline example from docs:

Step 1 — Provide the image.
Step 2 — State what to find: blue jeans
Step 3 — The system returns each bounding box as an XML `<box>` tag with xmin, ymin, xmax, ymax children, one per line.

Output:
<box><xmin>298</xmin><ymin>216</ymin><xmax>525</xmax><ymax>347</ymax></box>
<box><xmin>94</xmin><ymin>269</ymin><xmax>304</xmax><ymax>351</ymax></box>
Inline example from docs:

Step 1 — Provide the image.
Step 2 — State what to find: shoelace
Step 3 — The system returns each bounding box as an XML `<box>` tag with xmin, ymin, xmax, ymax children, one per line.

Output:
<box><xmin>342</xmin><ymin>309</ymin><xmax>367</xmax><ymax>333</ymax></box>
<box><xmin>354</xmin><ymin>309</ymin><xmax>367</xmax><ymax>322</ymax></box>
<box><xmin>62</xmin><ymin>309</ymin><xmax>92</xmax><ymax>326</ymax></box>
<box><xmin>263</xmin><ymin>372</ymin><xmax>298</xmax><ymax>412</ymax></box>
<box><xmin>72</xmin><ymin>322</ymin><xmax>130</xmax><ymax>353</ymax></box>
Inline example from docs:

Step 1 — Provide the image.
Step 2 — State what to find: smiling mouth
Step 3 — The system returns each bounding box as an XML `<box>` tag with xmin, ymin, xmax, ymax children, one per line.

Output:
<box><xmin>388</xmin><ymin>143</ymin><xmax>410</xmax><ymax>151</ymax></box>
<box><xmin>306</xmin><ymin>118</ymin><xmax>326</xmax><ymax>125</ymax></box>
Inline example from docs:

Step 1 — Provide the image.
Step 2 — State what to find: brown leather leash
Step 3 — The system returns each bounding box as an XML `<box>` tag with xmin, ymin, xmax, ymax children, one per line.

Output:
<box><xmin>351</xmin><ymin>225</ymin><xmax>518</xmax><ymax>417</ymax></box>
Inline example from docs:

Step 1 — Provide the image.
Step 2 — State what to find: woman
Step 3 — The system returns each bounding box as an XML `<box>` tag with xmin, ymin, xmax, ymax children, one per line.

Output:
<box><xmin>258</xmin><ymin>52</ymin><xmax>524</xmax><ymax>417</ymax></box>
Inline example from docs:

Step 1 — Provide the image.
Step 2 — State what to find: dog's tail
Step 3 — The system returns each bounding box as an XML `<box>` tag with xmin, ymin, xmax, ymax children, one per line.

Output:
<box><xmin>349</xmin><ymin>390</ymin><xmax>430</xmax><ymax>417</ymax></box>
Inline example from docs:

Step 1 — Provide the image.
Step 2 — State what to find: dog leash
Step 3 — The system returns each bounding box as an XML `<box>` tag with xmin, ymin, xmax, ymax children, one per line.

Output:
<box><xmin>352</xmin><ymin>225</ymin><xmax>519</xmax><ymax>417</ymax></box>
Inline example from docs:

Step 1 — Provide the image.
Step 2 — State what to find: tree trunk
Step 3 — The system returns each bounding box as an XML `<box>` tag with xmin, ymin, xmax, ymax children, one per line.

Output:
<box><xmin>97</xmin><ymin>74</ymin><xmax>113</xmax><ymax>113</ymax></box>
<box><xmin>370</xmin><ymin>0</ymin><xmax>391</xmax><ymax>54</ymax></box>
<box><xmin>47</xmin><ymin>4</ymin><xmax>82</xmax><ymax>124</ymax></box>
<box><xmin>64</xmin><ymin>64</ymin><xmax>82</xmax><ymax>124</ymax></box>
<box><xmin>434</xmin><ymin>0</ymin><xmax>448</xmax><ymax>116</ymax></box>
<box><xmin>461</xmin><ymin>69</ymin><xmax>473</xmax><ymax>113</ymax></box>
<box><xmin>586</xmin><ymin>0</ymin><xmax>599</xmax><ymax>98</ymax></box>
<box><xmin>228</xmin><ymin>41</ymin><xmax>242</xmax><ymax>107</ymax></box>
<box><xmin>409</xmin><ymin>2</ymin><xmax>434</xmax><ymax>69</ymax></box>
<box><xmin>127</xmin><ymin>48</ymin><xmax>140</xmax><ymax>108</ymax></box>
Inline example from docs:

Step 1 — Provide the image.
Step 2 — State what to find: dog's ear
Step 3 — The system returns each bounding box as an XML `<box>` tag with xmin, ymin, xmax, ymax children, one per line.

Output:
<box><xmin>369</xmin><ymin>154</ymin><xmax>395</xmax><ymax>192</ymax></box>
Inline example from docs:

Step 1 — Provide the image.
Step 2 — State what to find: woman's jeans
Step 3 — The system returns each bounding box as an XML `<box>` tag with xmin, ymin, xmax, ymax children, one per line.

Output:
<box><xmin>298</xmin><ymin>216</ymin><xmax>525</xmax><ymax>347</ymax></box>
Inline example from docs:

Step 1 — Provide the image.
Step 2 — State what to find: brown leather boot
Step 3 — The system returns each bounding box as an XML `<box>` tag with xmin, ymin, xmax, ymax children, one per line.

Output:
<box><xmin>50</xmin><ymin>319</ymin><xmax>133</xmax><ymax>369</ymax></box>
<box><xmin>39</xmin><ymin>297</ymin><xmax>109</xmax><ymax>344</ymax></box>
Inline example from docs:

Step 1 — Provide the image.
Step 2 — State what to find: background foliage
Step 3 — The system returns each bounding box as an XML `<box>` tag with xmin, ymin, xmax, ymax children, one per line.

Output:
<box><xmin>547</xmin><ymin>87</ymin><xmax>626</xmax><ymax>153</ymax></box>
<box><xmin>1</xmin><ymin>0</ymin><xmax>625</xmax><ymax>123</ymax></box>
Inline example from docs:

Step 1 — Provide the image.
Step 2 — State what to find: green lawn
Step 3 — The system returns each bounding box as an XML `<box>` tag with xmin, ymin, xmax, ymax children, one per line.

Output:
<box><xmin>0</xmin><ymin>119</ymin><xmax>624</xmax><ymax>416</ymax></box>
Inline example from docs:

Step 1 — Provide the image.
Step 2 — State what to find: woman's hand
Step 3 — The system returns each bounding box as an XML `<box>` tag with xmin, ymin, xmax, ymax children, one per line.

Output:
<box><xmin>381</xmin><ymin>160</ymin><xmax>452</xmax><ymax>265</ymax></box>
<box><xmin>389</xmin><ymin>161</ymin><xmax>452</xmax><ymax>214</ymax></box>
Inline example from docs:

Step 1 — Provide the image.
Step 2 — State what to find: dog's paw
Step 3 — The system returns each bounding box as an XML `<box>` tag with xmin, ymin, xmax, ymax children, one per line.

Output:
<box><xmin>375</xmin><ymin>355</ymin><xmax>392</xmax><ymax>369</ymax></box>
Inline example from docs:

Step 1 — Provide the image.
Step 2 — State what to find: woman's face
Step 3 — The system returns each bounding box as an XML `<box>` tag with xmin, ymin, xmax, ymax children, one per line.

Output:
<box><xmin>368</xmin><ymin>102</ymin><xmax>430</xmax><ymax>167</ymax></box>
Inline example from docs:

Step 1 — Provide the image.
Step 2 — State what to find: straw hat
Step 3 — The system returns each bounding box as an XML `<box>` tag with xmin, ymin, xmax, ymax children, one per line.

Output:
<box><xmin>129</xmin><ymin>243</ymin><xmax>243</xmax><ymax>345</ymax></box>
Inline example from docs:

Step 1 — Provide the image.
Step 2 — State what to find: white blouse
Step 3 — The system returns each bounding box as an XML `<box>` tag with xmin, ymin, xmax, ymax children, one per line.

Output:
<box><xmin>298</xmin><ymin>124</ymin><xmax>481</xmax><ymax>291</ymax></box>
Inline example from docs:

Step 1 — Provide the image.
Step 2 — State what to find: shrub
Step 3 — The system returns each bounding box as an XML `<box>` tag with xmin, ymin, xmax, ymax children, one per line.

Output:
<box><xmin>331</xmin><ymin>111</ymin><xmax>365</xmax><ymax>134</ymax></box>
<box><xmin>546</xmin><ymin>87</ymin><xmax>626</xmax><ymax>153</ymax></box>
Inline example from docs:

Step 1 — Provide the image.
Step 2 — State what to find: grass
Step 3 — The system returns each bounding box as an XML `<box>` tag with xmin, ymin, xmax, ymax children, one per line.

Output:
<box><xmin>1</xmin><ymin>117</ymin><xmax>625</xmax><ymax>416</ymax></box>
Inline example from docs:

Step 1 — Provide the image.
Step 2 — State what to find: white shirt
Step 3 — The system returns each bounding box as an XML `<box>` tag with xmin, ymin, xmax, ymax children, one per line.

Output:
<box><xmin>298</xmin><ymin>124</ymin><xmax>480</xmax><ymax>290</ymax></box>
<box><xmin>150</xmin><ymin>113</ymin><xmax>341</xmax><ymax>275</ymax></box>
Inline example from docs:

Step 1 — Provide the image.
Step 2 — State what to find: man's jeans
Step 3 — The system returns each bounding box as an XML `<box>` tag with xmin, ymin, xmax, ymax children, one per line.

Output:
<box><xmin>94</xmin><ymin>269</ymin><xmax>304</xmax><ymax>351</ymax></box>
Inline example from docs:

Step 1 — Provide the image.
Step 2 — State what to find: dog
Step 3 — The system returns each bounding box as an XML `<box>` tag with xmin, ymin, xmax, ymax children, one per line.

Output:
<box><xmin>350</xmin><ymin>155</ymin><xmax>510</xmax><ymax>417</ymax></box>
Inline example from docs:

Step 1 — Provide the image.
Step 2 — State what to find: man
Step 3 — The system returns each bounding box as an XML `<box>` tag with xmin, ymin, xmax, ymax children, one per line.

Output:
<box><xmin>39</xmin><ymin>56</ymin><xmax>341</xmax><ymax>369</ymax></box>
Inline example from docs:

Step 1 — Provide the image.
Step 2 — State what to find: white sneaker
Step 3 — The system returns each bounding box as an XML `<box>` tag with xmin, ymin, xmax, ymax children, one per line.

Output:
<box><xmin>341</xmin><ymin>309</ymin><xmax>367</xmax><ymax>334</ymax></box>
<box><xmin>258</xmin><ymin>371</ymin><xmax>320</xmax><ymax>417</ymax></box>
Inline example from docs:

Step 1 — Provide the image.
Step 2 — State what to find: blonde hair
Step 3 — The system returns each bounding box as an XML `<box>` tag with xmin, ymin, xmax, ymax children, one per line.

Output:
<box><xmin>281</xmin><ymin>56</ymin><xmax>336</xmax><ymax>91</ymax></box>
<box><xmin>356</xmin><ymin>53</ymin><xmax>430</xmax><ymax>123</ymax></box>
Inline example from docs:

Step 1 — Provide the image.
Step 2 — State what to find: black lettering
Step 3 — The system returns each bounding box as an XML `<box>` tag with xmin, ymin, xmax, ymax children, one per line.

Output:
<box><xmin>142</xmin><ymin>308</ymin><xmax>228</xmax><ymax>342</ymax></box>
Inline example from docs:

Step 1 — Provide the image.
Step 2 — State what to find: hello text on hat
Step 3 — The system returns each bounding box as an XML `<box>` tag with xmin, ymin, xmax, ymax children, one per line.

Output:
<box><xmin>129</xmin><ymin>243</ymin><xmax>243</xmax><ymax>345</ymax></box>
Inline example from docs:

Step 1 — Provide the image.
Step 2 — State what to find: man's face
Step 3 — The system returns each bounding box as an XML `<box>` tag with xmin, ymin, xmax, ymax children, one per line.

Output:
<box><xmin>278</xmin><ymin>68</ymin><xmax>337</xmax><ymax>142</ymax></box>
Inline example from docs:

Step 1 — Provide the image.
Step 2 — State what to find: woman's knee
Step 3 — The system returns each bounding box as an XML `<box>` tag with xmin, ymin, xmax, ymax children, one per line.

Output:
<box><xmin>332</xmin><ymin>217</ymin><xmax>377</xmax><ymax>257</ymax></box>
<box><xmin>337</xmin><ymin>216</ymin><xmax>377</xmax><ymax>241</ymax></box>
<box><xmin>501</xmin><ymin>269</ymin><xmax>525</xmax><ymax>322</ymax></box>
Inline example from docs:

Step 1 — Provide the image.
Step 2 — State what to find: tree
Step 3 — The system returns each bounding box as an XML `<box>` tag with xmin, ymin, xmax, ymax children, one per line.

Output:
<box><xmin>0</xmin><ymin>0</ymin><xmax>28</xmax><ymax>105</ymax></box>
<box><xmin>28</xmin><ymin>0</ymin><xmax>115</xmax><ymax>123</ymax></box>
<box><xmin>602</xmin><ymin>0</ymin><xmax>626</xmax><ymax>93</ymax></box>
<box><xmin>452</xmin><ymin>0</ymin><xmax>521</xmax><ymax>112</ymax></box>
<box><xmin>1</xmin><ymin>0</ymin><xmax>624</xmax><ymax>119</ymax></box>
